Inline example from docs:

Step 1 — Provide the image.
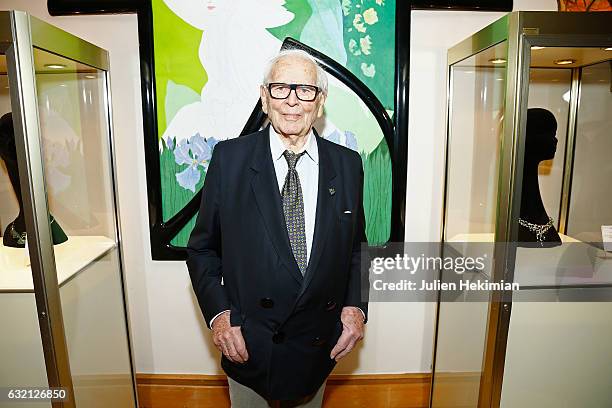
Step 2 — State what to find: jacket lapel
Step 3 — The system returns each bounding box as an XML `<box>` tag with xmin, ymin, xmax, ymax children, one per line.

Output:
<box><xmin>298</xmin><ymin>132</ymin><xmax>336</xmax><ymax>299</ymax></box>
<box><xmin>250</xmin><ymin>128</ymin><xmax>303</xmax><ymax>284</ymax></box>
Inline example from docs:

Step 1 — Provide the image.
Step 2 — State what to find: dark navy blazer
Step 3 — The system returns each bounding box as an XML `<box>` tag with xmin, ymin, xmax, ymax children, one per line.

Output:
<box><xmin>186</xmin><ymin>127</ymin><xmax>369</xmax><ymax>400</ymax></box>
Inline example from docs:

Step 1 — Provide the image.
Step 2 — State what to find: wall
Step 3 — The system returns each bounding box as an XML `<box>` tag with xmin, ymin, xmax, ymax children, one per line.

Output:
<box><xmin>0</xmin><ymin>0</ymin><xmax>558</xmax><ymax>378</ymax></box>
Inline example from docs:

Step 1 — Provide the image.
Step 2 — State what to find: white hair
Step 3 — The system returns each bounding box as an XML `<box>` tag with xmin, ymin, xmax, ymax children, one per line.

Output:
<box><xmin>262</xmin><ymin>49</ymin><xmax>328</xmax><ymax>95</ymax></box>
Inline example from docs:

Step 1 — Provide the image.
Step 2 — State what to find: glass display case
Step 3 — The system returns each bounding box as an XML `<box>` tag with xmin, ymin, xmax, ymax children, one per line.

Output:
<box><xmin>0</xmin><ymin>11</ymin><xmax>136</xmax><ymax>407</ymax></box>
<box><xmin>431</xmin><ymin>11</ymin><xmax>612</xmax><ymax>408</ymax></box>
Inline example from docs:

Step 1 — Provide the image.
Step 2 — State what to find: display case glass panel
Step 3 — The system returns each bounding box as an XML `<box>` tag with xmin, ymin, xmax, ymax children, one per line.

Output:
<box><xmin>513</xmin><ymin>47</ymin><xmax>612</xmax><ymax>288</ymax></box>
<box><xmin>32</xmin><ymin>48</ymin><xmax>117</xmax><ymax>282</ymax></box>
<box><xmin>444</xmin><ymin>41</ymin><xmax>507</xmax><ymax>242</ymax></box>
<box><xmin>1</xmin><ymin>55</ymin><xmax>21</xmax><ymax>258</ymax></box>
<box><xmin>31</xmin><ymin>47</ymin><xmax>134</xmax><ymax>407</ymax></box>
<box><xmin>0</xmin><ymin>55</ymin><xmax>21</xmax><ymax>241</ymax></box>
<box><xmin>431</xmin><ymin>40</ymin><xmax>507</xmax><ymax>408</ymax></box>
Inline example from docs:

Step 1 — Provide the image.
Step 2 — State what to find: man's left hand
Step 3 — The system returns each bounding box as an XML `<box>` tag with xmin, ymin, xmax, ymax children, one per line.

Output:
<box><xmin>330</xmin><ymin>306</ymin><xmax>365</xmax><ymax>362</ymax></box>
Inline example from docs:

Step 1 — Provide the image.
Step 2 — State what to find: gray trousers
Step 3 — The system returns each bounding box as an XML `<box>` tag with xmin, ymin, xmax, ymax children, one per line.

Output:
<box><xmin>227</xmin><ymin>377</ymin><xmax>326</xmax><ymax>408</ymax></box>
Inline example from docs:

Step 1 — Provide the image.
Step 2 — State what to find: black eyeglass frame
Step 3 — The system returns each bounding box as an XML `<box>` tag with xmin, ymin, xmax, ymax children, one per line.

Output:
<box><xmin>266</xmin><ymin>82</ymin><xmax>321</xmax><ymax>101</ymax></box>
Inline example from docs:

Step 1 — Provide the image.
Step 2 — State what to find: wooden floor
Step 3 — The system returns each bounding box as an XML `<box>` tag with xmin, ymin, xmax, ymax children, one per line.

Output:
<box><xmin>136</xmin><ymin>373</ymin><xmax>431</xmax><ymax>408</ymax></box>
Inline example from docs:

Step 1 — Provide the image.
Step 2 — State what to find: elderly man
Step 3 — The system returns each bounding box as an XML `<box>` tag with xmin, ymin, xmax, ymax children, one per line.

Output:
<box><xmin>187</xmin><ymin>49</ymin><xmax>368</xmax><ymax>408</ymax></box>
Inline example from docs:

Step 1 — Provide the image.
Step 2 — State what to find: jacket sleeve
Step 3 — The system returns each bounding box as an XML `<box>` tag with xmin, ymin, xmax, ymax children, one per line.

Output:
<box><xmin>186</xmin><ymin>143</ymin><xmax>230</xmax><ymax>329</ymax></box>
<box><xmin>343</xmin><ymin>153</ymin><xmax>370</xmax><ymax>323</ymax></box>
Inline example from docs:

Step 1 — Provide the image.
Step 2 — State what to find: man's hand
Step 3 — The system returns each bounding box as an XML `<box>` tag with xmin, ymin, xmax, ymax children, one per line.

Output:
<box><xmin>212</xmin><ymin>311</ymin><xmax>249</xmax><ymax>364</ymax></box>
<box><xmin>330</xmin><ymin>306</ymin><xmax>365</xmax><ymax>362</ymax></box>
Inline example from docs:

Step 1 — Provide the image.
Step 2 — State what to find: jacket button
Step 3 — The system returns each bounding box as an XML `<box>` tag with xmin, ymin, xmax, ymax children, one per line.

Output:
<box><xmin>325</xmin><ymin>300</ymin><xmax>337</xmax><ymax>311</ymax></box>
<box><xmin>272</xmin><ymin>331</ymin><xmax>285</xmax><ymax>344</ymax></box>
<box><xmin>312</xmin><ymin>336</ymin><xmax>326</xmax><ymax>347</ymax></box>
<box><xmin>260</xmin><ymin>298</ymin><xmax>274</xmax><ymax>308</ymax></box>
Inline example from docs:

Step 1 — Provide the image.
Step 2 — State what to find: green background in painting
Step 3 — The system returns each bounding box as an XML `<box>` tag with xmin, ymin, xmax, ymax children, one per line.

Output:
<box><xmin>342</xmin><ymin>0</ymin><xmax>395</xmax><ymax>110</ymax></box>
<box><xmin>268</xmin><ymin>0</ymin><xmax>395</xmax><ymax>110</ymax></box>
<box><xmin>152</xmin><ymin>0</ymin><xmax>206</xmax><ymax>139</ymax></box>
<box><xmin>153</xmin><ymin>0</ymin><xmax>395</xmax><ymax>248</ymax></box>
<box><xmin>152</xmin><ymin>0</ymin><xmax>206</xmax><ymax>246</ymax></box>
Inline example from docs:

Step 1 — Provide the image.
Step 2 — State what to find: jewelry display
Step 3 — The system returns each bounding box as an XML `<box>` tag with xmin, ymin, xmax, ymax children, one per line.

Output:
<box><xmin>518</xmin><ymin>216</ymin><xmax>554</xmax><ymax>243</ymax></box>
<box><xmin>8</xmin><ymin>222</ymin><xmax>26</xmax><ymax>246</ymax></box>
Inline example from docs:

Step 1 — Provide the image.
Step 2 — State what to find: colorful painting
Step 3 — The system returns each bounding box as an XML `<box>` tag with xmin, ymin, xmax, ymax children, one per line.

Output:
<box><xmin>152</xmin><ymin>0</ymin><xmax>395</xmax><ymax>249</ymax></box>
<box><xmin>557</xmin><ymin>0</ymin><xmax>612</xmax><ymax>11</ymax></box>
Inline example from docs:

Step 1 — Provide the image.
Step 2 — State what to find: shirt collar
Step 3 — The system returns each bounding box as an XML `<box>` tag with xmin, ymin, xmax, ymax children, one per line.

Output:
<box><xmin>269</xmin><ymin>125</ymin><xmax>319</xmax><ymax>165</ymax></box>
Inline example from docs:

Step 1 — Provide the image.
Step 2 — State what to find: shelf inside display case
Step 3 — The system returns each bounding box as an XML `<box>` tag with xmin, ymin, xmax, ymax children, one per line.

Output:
<box><xmin>0</xmin><ymin>235</ymin><xmax>116</xmax><ymax>292</ymax></box>
<box><xmin>445</xmin><ymin>233</ymin><xmax>612</xmax><ymax>287</ymax></box>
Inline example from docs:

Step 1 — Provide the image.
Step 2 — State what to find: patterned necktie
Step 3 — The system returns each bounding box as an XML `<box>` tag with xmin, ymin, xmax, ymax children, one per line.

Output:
<box><xmin>282</xmin><ymin>150</ymin><xmax>308</xmax><ymax>275</ymax></box>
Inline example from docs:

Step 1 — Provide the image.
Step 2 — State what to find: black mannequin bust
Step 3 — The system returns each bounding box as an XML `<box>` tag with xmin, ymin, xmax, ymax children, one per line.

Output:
<box><xmin>0</xmin><ymin>112</ymin><xmax>68</xmax><ymax>248</ymax></box>
<box><xmin>517</xmin><ymin>108</ymin><xmax>562</xmax><ymax>247</ymax></box>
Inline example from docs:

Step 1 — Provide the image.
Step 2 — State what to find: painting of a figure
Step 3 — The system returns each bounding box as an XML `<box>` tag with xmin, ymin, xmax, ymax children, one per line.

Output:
<box><xmin>152</xmin><ymin>0</ymin><xmax>396</xmax><ymax>249</ymax></box>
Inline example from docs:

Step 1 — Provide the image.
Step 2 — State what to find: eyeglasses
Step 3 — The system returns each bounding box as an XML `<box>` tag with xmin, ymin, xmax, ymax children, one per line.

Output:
<box><xmin>267</xmin><ymin>83</ymin><xmax>320</xmax><ymax>102</ymax></box>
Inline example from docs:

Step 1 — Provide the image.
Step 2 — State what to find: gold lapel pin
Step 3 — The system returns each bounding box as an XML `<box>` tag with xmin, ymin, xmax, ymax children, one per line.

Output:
<box><xmin>329</xmin><ymin>188</ymin><xmax>335</xmax><ymax>196</ymax></box>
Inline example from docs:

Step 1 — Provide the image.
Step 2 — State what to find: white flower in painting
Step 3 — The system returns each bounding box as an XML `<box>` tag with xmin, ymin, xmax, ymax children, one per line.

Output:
<box><xmin>348</xmin><ymin>38</ymin><xmax>361</xmax><ymax>56</ymax></box>
<box><xmin>353</xmin><ymin>14</ymin><xmax>366</xmax><ymax>33</ymax></box>
<box><xmin>360</xmin><ymin>35</ymin><xmax>372</xmax><ymax>55</ymax></box>
<box><xmin>173</xmin><ymin>133</ymin><xmax>217</xmax><ymax>192</ymax></box>
<box><xmin>361</xmin><ymin>62</ymin><xmax>376</xmax><ymax>78</ymax></box>
<box><xmin>363</xmin><ymin>8</ymin><xmax>379</xmax><ymax>25</ymax></box>
<box><xmin>376</xmin><ymin>0</ymin><xmax>384</xmax><ymax>5</ymax></box>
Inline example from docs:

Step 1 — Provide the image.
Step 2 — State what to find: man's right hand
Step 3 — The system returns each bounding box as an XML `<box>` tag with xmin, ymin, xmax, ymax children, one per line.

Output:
<box><xmin>211</xmin><ymin>311</ymin><xmax>249</xmax><ymax>364</ymax></box>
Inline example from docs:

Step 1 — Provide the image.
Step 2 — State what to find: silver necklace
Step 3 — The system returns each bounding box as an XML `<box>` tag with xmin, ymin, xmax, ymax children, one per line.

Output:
<box><xmin>9</xmin><ymin>222</ymin><xmax>26</xmax><ymax>245</ymax></box>
<box><xmin>518</xmin><ymin>216</ymin><xmax>554</xmax><ymax>243</ymax></box>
